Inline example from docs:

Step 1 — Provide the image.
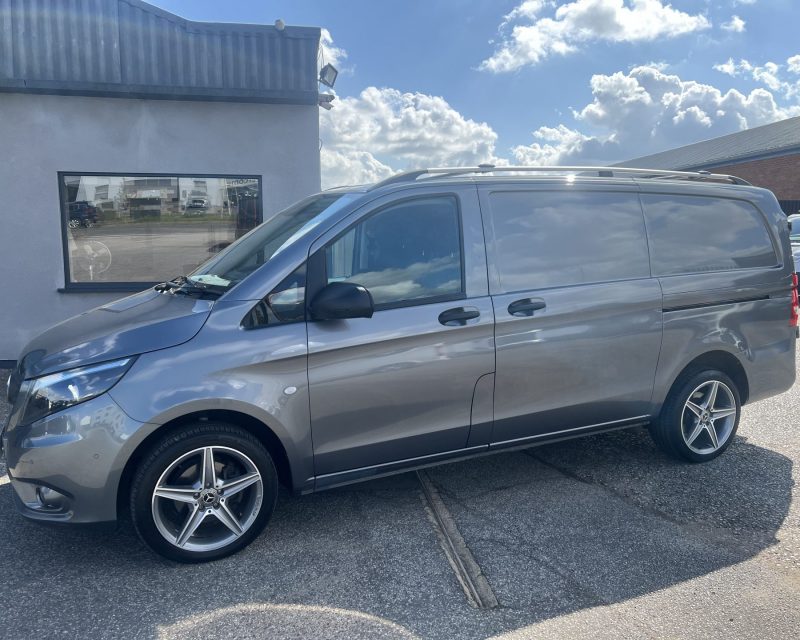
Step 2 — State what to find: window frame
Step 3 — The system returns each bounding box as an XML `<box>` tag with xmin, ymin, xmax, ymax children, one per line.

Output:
<box><xmin>58</xmin><ymin>171</ymin><xmax>263</xmax><ymax>293</ymax></box>
<box><xmin>308</xmin><ymin>193</ymin><xmax>467</xmax><ymax>313</ymax></box>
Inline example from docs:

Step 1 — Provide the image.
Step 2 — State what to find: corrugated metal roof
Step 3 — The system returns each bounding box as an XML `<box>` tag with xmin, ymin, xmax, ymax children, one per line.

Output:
<box><xmin>619</xmin><ymin>116</ymin><xmax>800</xmax><ymax>170</ymax></box>
<box><xmin>0</xmin><ymin>0</ymin><xmax>321</xmax><ymax>104</ymax></box>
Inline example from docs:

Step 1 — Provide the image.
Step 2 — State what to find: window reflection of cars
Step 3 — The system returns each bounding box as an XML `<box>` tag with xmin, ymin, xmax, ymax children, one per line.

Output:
<box><xmin>68</xmin><ymin>201</ymin><xmax>98</xmax><ymax>228</ymax></box>
<box><xmin>186</xmin><ymin>197</ymin><xmax>208</xmax><ymax>209</ymax></box>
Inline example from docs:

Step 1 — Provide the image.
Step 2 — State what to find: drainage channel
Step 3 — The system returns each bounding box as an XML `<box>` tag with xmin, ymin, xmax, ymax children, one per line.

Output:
<box><xmin>416</xmin><ymin>470</ymin><xmax>499</xmax><ymax>610</ymax></box>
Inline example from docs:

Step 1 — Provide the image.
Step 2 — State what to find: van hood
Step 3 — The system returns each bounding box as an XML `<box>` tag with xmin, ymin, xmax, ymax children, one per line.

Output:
<box><xmin>17</xmin><ymin>289</ymin><xmax>214</xmax><ymax>379</ymax></box>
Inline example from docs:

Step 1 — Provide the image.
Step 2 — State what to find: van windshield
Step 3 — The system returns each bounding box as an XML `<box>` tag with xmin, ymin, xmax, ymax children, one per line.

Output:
<box><xmin>187</xmin><ymin>192</ymin><xmax>358</xmax><ymax>289</ymax></box>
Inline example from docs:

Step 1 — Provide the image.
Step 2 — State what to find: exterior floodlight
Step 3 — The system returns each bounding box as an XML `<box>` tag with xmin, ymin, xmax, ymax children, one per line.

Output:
<box><xmin>318</xmin><ymin>93</ymin><xmax>335</xmax><ymax>111</ymax></box>
<box><xmin>319</xmin><ymin>63</ymin><xmax>338</xmax><ymax>88</ymax></box>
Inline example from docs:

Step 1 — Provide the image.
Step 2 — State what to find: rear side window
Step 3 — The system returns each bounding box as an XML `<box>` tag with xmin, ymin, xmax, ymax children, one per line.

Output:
<box><xmin>487</xmin><ymin>191</ymin><xmax>650</xmax><ymax>292</ymax></box>
<box><xmin>642</xmin><ymin>194</ymin><xmax>778</xmax><ymax>276</ymax></box>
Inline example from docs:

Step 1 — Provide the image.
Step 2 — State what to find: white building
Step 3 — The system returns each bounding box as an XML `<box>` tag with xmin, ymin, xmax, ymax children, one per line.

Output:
<box><xmin>0</xmin><ymin>0</ymin><xmax>324</xmax><ymax>362</ymax></box>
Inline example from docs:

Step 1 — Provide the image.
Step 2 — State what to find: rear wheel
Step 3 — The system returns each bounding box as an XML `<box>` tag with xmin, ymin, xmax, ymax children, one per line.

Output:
<box><xmin>650</xmin><ymin>369</ymin><xmax>741</xmax><ymax>463</ymax></box>
<box><xmin>130</xmin><ymin>423</ymin><xmax>278</xmax><ymax>562</ymax></box>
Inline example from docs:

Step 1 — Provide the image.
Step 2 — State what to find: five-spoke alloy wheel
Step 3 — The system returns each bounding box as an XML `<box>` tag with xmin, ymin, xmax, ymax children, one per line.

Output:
<box><xmin>680</xmin><ymin>380</ymin><xmax>737</xmax><ymax>455</ymax></box>
<box><xmin>651</xmin><ymin>368</ymin><xmax>742</xmax><ymax>463</ymax></box>
<box><xmin>131</xmin><ymin>424</ymin><xmax>278</xmax><ymax>562</ymax></box>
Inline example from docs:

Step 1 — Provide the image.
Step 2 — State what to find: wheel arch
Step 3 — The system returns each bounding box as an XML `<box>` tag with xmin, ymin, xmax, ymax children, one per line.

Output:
<box><xmin>665</xmin><ymin>350</ymin><xmax>749</xmax><ymax>408</ymax></box>
<box><xmin>117</xmin><ymin>409</ymin><xmax>295</xmax><ymax>519</ymax></box>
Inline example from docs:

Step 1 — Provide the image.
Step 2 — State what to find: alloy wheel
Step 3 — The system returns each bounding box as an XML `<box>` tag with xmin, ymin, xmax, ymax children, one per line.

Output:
<box><xmin>681</xmin><ymin>380</ymin><xmax>738</xmax><ymax>455</ymax></box>
<box><xmin>151</xmin><ymin>446</ymin><xmax>264</xmax><ymax>552</ymax></box>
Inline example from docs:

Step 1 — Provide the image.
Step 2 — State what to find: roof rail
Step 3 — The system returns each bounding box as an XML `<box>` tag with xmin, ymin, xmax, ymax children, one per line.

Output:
<box><xmin>369</xmin><ymin>165</ymin><xmax>751</xmax><ymax>190</ymax></box>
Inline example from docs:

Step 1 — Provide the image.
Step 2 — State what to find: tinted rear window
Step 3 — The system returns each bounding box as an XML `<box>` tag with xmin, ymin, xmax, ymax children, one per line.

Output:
<box><xmin>642</xmin><ymin>194</ymin><xmax>777</xmax><ymax>276</ymax></box>
<box><xmin>487</xmin><ymin>190</ymin><xmax>650</xmax><ymax>292</ymax></box>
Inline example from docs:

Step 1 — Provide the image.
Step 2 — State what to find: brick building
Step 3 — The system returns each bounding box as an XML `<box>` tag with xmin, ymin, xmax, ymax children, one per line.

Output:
<box><xmin>621</xmin><ymin>116</ymin><xmax>800</xmax><ymax>215</ymax></box>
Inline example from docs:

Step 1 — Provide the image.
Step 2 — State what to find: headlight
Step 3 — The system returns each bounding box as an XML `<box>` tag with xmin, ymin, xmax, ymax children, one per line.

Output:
<box><xmin>18</xmin><ymin>358</ymin><xmax>135</xmax><ymax>425</ymax></box>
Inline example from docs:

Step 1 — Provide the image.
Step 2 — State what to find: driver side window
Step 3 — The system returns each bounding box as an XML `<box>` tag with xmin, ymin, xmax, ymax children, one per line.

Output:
<box><xmin>325</xmin><ymin>196</ymin><xmax>464</xmax><ymax>309</ymax></box>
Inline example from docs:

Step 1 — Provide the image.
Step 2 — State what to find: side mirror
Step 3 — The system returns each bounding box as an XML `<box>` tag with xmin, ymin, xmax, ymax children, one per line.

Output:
<box><xmin>310</xmin><ymin>281</ymin><xmax>374</xmax><ymax>321</ymax></box>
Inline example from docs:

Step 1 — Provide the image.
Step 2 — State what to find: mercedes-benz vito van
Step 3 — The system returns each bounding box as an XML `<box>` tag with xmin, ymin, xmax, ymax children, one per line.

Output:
<box><xmin>3</xmin><ymin>166</ymin><xmax>797</xmax><ymax>562</ymax></box>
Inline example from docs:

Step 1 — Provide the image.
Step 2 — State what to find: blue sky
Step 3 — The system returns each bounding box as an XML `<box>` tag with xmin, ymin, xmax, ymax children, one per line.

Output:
<box><xmin>156</xmin><ymin>1</ymin><xmax>800</xmax><ymax>186</ymax></box>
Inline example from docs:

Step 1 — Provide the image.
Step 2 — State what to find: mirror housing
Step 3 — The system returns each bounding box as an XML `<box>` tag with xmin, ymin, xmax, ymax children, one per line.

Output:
<box><xmin>310</xmin><ymin>281</ymin><xmax>374</xmax><ymax>321</ymax></box>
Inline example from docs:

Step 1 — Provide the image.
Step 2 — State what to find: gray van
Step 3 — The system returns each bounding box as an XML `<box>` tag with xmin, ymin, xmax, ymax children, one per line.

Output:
<box><xmin>3</xmin><ymin>166</ymin><xmax>797</xmax><ymax>562</ymax></box>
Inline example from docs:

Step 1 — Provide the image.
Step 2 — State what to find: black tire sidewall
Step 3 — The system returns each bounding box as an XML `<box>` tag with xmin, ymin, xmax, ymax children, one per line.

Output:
<box><xmin>130</xmin><ymin>424</ymin><xmax>278</xmax><ymax>563</ymax></box>
<box><xmin>655</xmin><ymin>368</ymin><xmax>741</xmax><ymax>463</ymax></box>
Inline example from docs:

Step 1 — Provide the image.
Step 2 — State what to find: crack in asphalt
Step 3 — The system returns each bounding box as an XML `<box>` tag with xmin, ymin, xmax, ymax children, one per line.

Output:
<box><xmin>430</xmin><ymin>478</ymin><xmax>610</xmax><ymax>610</ymax></box>
<box><xmin>417</xmin><ymin>471</ymin><xmax>500</xmax><ymax>610</ymax></box>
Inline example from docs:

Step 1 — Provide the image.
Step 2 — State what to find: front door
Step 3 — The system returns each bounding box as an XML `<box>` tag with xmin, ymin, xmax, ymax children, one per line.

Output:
<box><xmin>306</xmin><ymin>188</ymin><xmax>495</xmax><ymax>480</ymax></box>
<box><xmin>480</xmin><ymin>186</ymin><xmax>663</xmax><ymax>445</ymax></box>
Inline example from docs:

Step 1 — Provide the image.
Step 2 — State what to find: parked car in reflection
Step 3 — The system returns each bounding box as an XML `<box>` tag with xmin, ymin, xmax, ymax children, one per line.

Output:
<box><xmin>186</xmin><ymin>197</ymin><xmax>209</xmax><ymax>210</ymax></box>
<box><xmin>67</xmin><ymin>201</ymin><xmax>98</xmax><ymax>229</ymax></box>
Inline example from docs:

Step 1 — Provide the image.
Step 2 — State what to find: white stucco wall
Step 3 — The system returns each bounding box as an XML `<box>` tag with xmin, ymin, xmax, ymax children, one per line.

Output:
<box><xmin>0</xmin><ymin>93</ymin><xmax>321</xmax><ymax>360</ymax></box>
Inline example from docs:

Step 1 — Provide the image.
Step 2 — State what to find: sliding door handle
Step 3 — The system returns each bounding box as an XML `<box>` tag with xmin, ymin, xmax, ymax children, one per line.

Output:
<box><xmin>508</xmin><ymin>298</ymin><xmax>546</xmax><ymax>317</ymax></box>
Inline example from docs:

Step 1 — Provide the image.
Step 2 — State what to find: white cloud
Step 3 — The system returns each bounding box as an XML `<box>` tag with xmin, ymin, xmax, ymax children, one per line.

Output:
<box><xmin>320</xmin><ymin>87</ymin><xmax>500</xmax><ymax>188</ymax></box>
<box><xmin>721</xmin><ymin>15</ymin><xmax>746</xmax><ymax>33</ymax></box>
<box><xmin>321</xmin><ymin>65</ymin><xmax>800</xmax><ymax>187</ymax></box>
<box><xmin>501</xmin><ymin>0</ymin><xmax>551</xmax><ymax>26</ymax></box>
<box><xmin>713</xmin><ymin>55</ymin><xmax>800</xmax><ymax>98</ymax></box>
<box><xmin>512</xmin><ymin>65</ymin><xmax>800</xmax><ymax>165</ymax></box>
<box><xmin>320</xmin><ymin>149</ymin><xmax>394</xmax><ymax>188</ymax></box>
<box><xmin>481</xmin><ymin>0</ymin><xmax>711</xmax><ymax>72</ymax></box>
<box><xmin>511</xmin><ymin>125</ymin><xmax>593</xmax><ymax>165</ymax></box>
<box><xmin>713</xmin><ymin>57</ymin><xmax>738</xmax><ymax>76</ymax></box>
<box><xmin>320</xmin><ymin>28</ymin><xmax>348</xmax><ymax>70</ymax></box>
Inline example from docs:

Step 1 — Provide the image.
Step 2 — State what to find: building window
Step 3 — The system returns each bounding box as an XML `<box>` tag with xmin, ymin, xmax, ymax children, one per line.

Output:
<box><xmin>59</xmin><ymin>173</ymin><xmax>262</xmax><ymax>291</ymax></box>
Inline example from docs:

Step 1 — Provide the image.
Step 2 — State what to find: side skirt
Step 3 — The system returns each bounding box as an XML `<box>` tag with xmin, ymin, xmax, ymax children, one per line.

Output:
<box><xmin>308</xmin><ymin>416</ymin><xmax>650</xmax><ymax>493</ymax></box>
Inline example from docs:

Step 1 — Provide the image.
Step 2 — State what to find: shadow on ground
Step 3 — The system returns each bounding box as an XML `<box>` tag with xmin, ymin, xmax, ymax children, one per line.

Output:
<box><xmin>0</xmin><ymin>409</ymin><xmax>793</xmax><ymax>639</ymax></box>
<box><xmin>427</xmin><ymin>427</ymin><xmax>793</xmax><ymax>621</ymax></box>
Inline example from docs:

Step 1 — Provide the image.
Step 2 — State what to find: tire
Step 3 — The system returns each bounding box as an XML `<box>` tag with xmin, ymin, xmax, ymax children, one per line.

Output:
<box><xmin>130</xmin><ymin>423</ymin><xmax>278</xmax><ymax>563</ymax></box>
<box><xmin>650</xmin><ymin>368</ymin><xmax>741</xmax><ymax>463</ymax></box>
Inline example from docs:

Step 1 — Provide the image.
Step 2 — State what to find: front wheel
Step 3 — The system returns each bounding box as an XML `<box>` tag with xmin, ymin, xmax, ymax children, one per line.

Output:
<box><xmin>650</xmin><ymin>369</ymin><xmax>741</xmax><ymax>463</ymax></box>
<box><xmin>130</xmin><ymin>423</ymin><xmax>278</xmax><ymax>562</ymax></box>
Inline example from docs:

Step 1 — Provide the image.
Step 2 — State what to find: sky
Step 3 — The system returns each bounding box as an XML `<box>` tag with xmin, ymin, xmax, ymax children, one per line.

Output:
<box><xmin>156</xmin><ymin>0</ymin><xmax>800</xmax><ymax>187</ymax></box>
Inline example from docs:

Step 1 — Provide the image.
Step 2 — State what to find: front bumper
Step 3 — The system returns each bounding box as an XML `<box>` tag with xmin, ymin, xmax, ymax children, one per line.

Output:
<box><xmin>2</xmin><ymin>393</ymin><xmax>147</xmax><ymax>524</ymax></box>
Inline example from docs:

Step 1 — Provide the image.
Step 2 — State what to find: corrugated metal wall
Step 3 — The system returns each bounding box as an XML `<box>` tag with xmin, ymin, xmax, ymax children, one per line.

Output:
<box><xmin>0</xmin><ymin>0</ymin><xmax>320</xmax><ymax>103</ymax></box>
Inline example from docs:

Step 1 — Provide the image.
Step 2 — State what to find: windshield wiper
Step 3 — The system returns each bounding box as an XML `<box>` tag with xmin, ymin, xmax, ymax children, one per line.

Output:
<box><xmin>155</xmin><ymin>275</ymin><xmax>225</xmax><ymax>299</ymax></box>
<box><xmin>154</xmin><ymin>276</ymin><xmax>188</xmax><ymax>292</ymax></box>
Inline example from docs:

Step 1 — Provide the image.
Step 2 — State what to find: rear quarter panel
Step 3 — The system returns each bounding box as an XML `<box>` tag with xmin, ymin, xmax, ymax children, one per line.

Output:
<box><xmin>640</xmin><ymin>182</ymin><xmax>796</xmax><ymax>410</ymax></box>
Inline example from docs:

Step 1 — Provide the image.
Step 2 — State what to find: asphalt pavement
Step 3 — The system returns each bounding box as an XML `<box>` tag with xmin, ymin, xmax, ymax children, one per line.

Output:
<box><xmin>0</xmin><ymin>365</ymin><xmax>798</xmax><ymax>639</ymax></box>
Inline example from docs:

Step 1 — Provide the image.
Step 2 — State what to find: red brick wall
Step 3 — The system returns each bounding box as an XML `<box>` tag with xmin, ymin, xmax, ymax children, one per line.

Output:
<box><xmin>709</xmin><ymin>154</ymin><xmax>800</xmax><ymax>200</ymax></box>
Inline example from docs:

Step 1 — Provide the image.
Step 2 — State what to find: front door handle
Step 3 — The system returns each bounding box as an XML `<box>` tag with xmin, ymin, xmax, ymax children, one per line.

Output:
<box><xmin>438</xmin><ymin>306</ymin><xmax>480</xmax><ymax>326</ymax></box>
<box><xmin>508</xmin><ymin>297</ymin><xmax>546</xmax><ymax>317</ymax></box>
